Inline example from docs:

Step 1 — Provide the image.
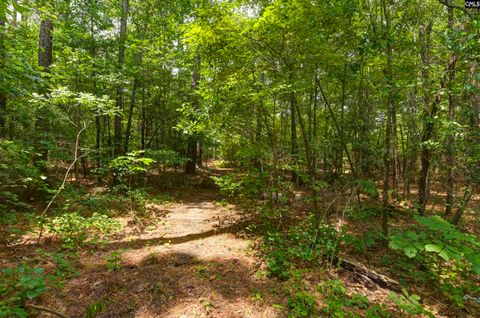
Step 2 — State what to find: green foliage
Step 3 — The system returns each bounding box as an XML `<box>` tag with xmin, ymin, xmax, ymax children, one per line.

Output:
<box><xmin>389</xmin><ymin>215</ymin><xmax>480</xmax><ymax>306</ymax></box>
<box><xmin>389</xmin><ymin>215</ymin><xmax>480</xmax><ymax>272</ymax></box>
<box><xmin>104</xmin><ymin>250</ymin><xmax>125</xmax><ymax>285</ymax></box>
<box><xmin>46</xmin><ymin>212</ymin><xmax>121</xmax><ymax>249</ymax></box>
<box><xmin>0</xmin><ymin>140</ymin><xmax>45</xmax><ymax>215</ymax></box>
<box><xmin>108</xmin><ymin>151</ymin><xmax>155</xmax><ymax>188</ymax></box>
<box><xmin>126</xmin><ymin>188</ymin><xmax>148</xmax><ymax>213</ymax></box>
<box><xmin>388</xmin><ymin>289</ymin><xmax>434</xmax><ymax>317</ymax></box>
<box><xmin>344</xmin><ymin>230</ymin><xmax>383</xmax><ymax>253</ymax></box>
<box><xmin>104</xmin><ymin>250</ymin><xmax>124</xmax><ymax>273</ymax></box>
<box><xmin>317</xmin><ymin>280</ymin><xmax>391</xmax><ymax>318</ymax></box>
<box><xmin>287</xmin><ymin>290</ymin><xmax>316</xmax><ymax>318</ymax></box>
<box><xmin>213</xmin><ymin>172</ymin><xmax>266</xmax><ymax>200</ymax></box>
<box><xmin>0</xmin><ymin>265</ymin><xmax>47</xmax><ymax>317</ymax></box>
<box><xmin>213</xmin><ymin>173</ymin><xmax>244</xmax><ymax>198</ymax></box>
<box><xmin>35</xmin><ymin>249</ymin><xmax>78</xmax><ymax>282</ymax></box>
<box><xmin>263</xmin><ymin>218</ymin><xmax>342</xmax><ymax>279</ymax></box>
<box><xmin>86</xmin><ymin>299</ymin><xmax>107</xmax><ymax>318</ymax></box>
<box><xmin>354</xmin><ymin>179</ymin><xmax>378</xmax><ymax>199</ymax></box>
<box><xmin>145</xmin><ymin>149</ymin><xmax>187</xmax><ymax>171</ymax></box>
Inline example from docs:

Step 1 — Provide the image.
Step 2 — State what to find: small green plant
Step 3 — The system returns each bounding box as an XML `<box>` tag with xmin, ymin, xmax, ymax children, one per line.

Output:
<box><xmin>86</xmin><ymin>299</ymin><xmax>107</xmax><ymax>318</ymax></box>
<box><xmin>212</xmin><ymin>173</ymin><xmax>243</xmax><ymax>198</ymax></box>
<box><xmin>36</xmin><ymin>249</ymin><xmax>78</xmax><ymax>283</ymax></box>
<box><xmin>46</xmin><ymin>211</ymin><xmax>121</xmax><ymax>249</ymax></box>
<box><xmin>196</xmin><ymin>265</ymin><xmax>208</xmax><ymax>278</ymax></box>
<box><xmin>283</xmin><ymin>270</ymin><xmax>317</xmax><ymax>318</ymax></box>
<box><xmin>251</xmin><ymin>290</ymin><xmax>263</xmax><ymax>303</ymax></box>
<box><xmin>109</xmin><ymin>151</ymin><xmax>155</xmax><ymax>188</ymax></box>
<box><xmin>0</xmin><ymin>265</ymin><xmax>48</xmax><ymax>317</ymax></box>
<box><xmin>263</xmin><ymin>218</ymin><xmax>343</xmax><ymax>279</ymax></box>
<box><xmin>287</xmin><ymin>290</ymin><xmax>316</xmax><ymax>318</ymax></box>
<box><xmin>126</xmin><ymin>188</ymin><xmax>148</xmax><ymax>213</ymax></box>
<box><xmin>317</xmin><ymin>280</ymin><xmax>391</xmax><ymax>318</ymax></box>
<box><xmin>388</xmin><ymin>289</ymin><xmax>434</xmax><ymax>317</ymax></box>
<box><xmin>199</xmin><ymin>297</ymin><xmax>213</xmax><ymax>310</ymax></box>
<box><xmin>344</xmin><ymin>230</ymin><xmax>382</xmax><ymax>254</ymax></box>
<box><xmin>104</xmin><ymin>250</ymin><xmax>125</xmax><ymax>285</ymax></box>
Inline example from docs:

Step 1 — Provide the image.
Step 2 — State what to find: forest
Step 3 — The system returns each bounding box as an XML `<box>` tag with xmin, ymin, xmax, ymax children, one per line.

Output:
<box><xmin>0</xmin><ymin>0</ymin><xmax>479</xmax><ymax>317</ymax></box>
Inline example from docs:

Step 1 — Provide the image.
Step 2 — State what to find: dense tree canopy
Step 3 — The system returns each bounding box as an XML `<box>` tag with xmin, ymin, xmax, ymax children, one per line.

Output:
<box><xmin>0</xmin><ymin>0</ymin><xmax>479</xmax><ymax>317</ymax></box>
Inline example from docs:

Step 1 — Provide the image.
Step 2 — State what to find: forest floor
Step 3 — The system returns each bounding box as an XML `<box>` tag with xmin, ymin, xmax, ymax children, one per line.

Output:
<box><xmin>1</xmin><ymin>166</ymin><xmax>479</xmax><ymax>317</ymax></box>
<box><xmin>2</xmin><ymin>167</ymin><xmax>285</xmax><ymax>317</ymax></box>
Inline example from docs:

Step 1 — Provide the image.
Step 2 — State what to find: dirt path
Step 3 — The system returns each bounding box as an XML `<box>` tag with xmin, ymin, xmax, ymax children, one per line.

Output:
<box><xmin>41</xmin><ymin>187</ymin><xmax>283</xmax><ymax>318</ymax></box>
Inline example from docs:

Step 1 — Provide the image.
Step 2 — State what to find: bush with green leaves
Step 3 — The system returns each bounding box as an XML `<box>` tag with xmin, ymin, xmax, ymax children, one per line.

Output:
<box><xmin>213</xmin><ymin>172</ymin><xmax>267</xmax><ymax>200</ymax></box>
<box><xmin>344</xmin><ymin>229</ymin><xmax>383</xmax><ymax>254</ymax></box>
<box><xmin>212</xmin><ymin>173</ymin><xmax>244</xmax><ymax>198</ymax></box>
<box><xmin>0</xmin><ymin>265</ymin><xmax>48</xmax><ymax>318</ymax></box>
<box><xmin>104</xmin><ymin>250</ymin><xmax>125</xmax><ymax>285</ymax></box>
<box><xmin>144</xmin><ymin>149</ymin><xmax>187</xmax><ymax>171</ymax></box>
<box><xmin>0</xmin><ymin>140</ymin><xmax>46</xmax><ymax>215</ymax></box>
<box><xmin>317</xmin><ymin>280</ymin><xmax>391</xmax><ymax>318</ymax></box>
<box><xmin>388</xmin><ymin>289</ymin><xmax>434</xmax><ymax>317</ymax></box>
<box><xmin>263</xmin><ymin>218</ymin><xmax>343</xmax><ymax>279</ymax></box>
<box><xmin>108</xmin><ymin>151</ymin><xmax>155</xmax><ymax>188</ymax></box>
<box><xmin>389</xmin><ymin>215</ymin><xmax>480</xmax><ymax>306</ymax></box>
<box><xmin>46</xmin><ymin>211</ymin><xmax>121</xmax><ymax>249</ymax></box>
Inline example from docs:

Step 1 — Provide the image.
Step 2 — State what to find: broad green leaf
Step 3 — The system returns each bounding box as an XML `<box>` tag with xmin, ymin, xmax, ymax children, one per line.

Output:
<box><xmin>424</xmin><ymin>244</ymin><xmax>442</xmax><ymax>253</ymax></box>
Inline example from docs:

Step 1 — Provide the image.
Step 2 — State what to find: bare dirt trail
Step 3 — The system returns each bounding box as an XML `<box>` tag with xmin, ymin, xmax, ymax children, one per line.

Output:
<box><xmin>42</xmin><ymin>178</ymin><xmax>284</xmax><ymax>318</ymax></box>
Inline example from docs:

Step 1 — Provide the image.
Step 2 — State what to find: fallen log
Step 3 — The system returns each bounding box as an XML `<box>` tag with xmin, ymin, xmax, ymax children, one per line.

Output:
<box><xmin>332</xmin><ymin>255</ymin><xmax>401</xmax><ymax>292</ymax></box>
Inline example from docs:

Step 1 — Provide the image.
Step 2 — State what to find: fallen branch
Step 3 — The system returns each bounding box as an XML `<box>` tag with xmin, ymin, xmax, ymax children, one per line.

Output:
<box><xmin>333</xmin><ymin>256</ymin><xmax>401</xmax><ymax>292</ymax></box>
<box><xmin>27</xmin><ymin>304</ymin><xmax>70</xmax><ymax>318</ymax></box>
<box><xmin>36</xmin><ymin>121</ymin><xmax>90</xmax><ymax>243</ymax></box>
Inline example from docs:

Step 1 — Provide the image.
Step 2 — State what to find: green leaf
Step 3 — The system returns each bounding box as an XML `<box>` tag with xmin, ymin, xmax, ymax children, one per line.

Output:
<box><xmin>404</xmin><ymin>246</ymin><xmax>417</xmax><ymax>258</ymax></box>
<box><xmin>438</xmin><ymin>249</ymin><xmax>451</xmax><ymax>261</ymax></box>
<box><xmin>424</xmin><ymin>244</ymin><xmax>442</xmax><ymax>253</ymax></box>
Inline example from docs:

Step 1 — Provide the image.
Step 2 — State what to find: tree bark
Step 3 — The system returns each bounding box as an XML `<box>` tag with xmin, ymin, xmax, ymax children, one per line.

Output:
<box><xmin>290</xmin><ymin>90</ymin><xmax>299</xmax><ymax>185</ymax></box>
<box><xmin>37</xmin><ymin>16</ymin><xmax>53</xmax><ymax>171</ymax></box>
<box><xmin>0</xmin><ymin>17</ymin><xmax>6</xmax><ymax>132</ymax></box>
<box><xmin>141</xmin><ymin>87</ymin><xmax>146</xmax><ymax>150</ymax></box>
<box><xmin>114</xmin><ymin>0</ymin><xmax>128</xmax><ymax>156</ymax></box>
<box><xmin>451</xmin><ymin>184</ymin><xmax>476</xmax><ymax>225</ymax></box>
<box><xmin>444</xmin><ymin>6</ymin><xmax>457</xmax><ymax>216</ymax></box>
<box><xmin>417</xmin><ymin>21</ymin><xmax>433</xmax><ymax>216</ymax></box>
<box><xmin>185</xmin><ymin>56</ymin><xmax>201</xmax><ymax>174</ymax></box>
<box><xmin>381</xmin><ymin>0</ymin><xmax>394</xmax><ymax>236</ymax></box>
<box><xmin>124</xmin><ymin>52</ymin><xmax>141</xmax><ymax>154</ymax></box>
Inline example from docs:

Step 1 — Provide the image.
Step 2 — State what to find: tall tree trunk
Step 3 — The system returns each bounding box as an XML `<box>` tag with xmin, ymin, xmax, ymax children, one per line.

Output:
<box><xmin>290</xmin><ymin>90</ymin><xmax>298</xmax><ymax>185</ymax></box>
<box><xmin>124</xmin><ymin>52</ymin><xmax>142</xmax><ymax>154</ymax></box>
<box><xmin>417</xmin><ymin>21</ymin><xmax>433</xmax><ymax>216</ymax></box>
<box><xmin>0</xmin><ymin>17</ymin><xmax>6</xmax><ymax>132</ymax></box>
<box><xmin>37</xmin><ymin>16</ymin><xmax>53</xmax><ymax>172</ymax></box>
<box><xmin>444</xmin><ymin>6</ymin><xmax>457</xmax><ymax>216</ymax></box>
<box><xmin>381</xmin><ymin>0</ymin><xmax>394</xmax><ymax>236</ymax></box>
<box><xmin>312</xmin><ymin>75</ymin><xmax>318</xmax><ymax>173</ymax></box>
<box><xmin>185</xmin><ymin>56</ymin><xmax>201</xmax><ymax>174</ymax></box>
<box><xmin>141</xmin><ymin>87</ymin><xmax>146</xmax><ymax>150</ymax></box>
<box><xmin>114</xmin><ymin>0</ymin><xmax>128</xmax><ymax>156</ymax></box>
<box><xmin>451</xmin><ymin>184</ymin><xmax>476</xmax><ymax>226</ymax></box>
